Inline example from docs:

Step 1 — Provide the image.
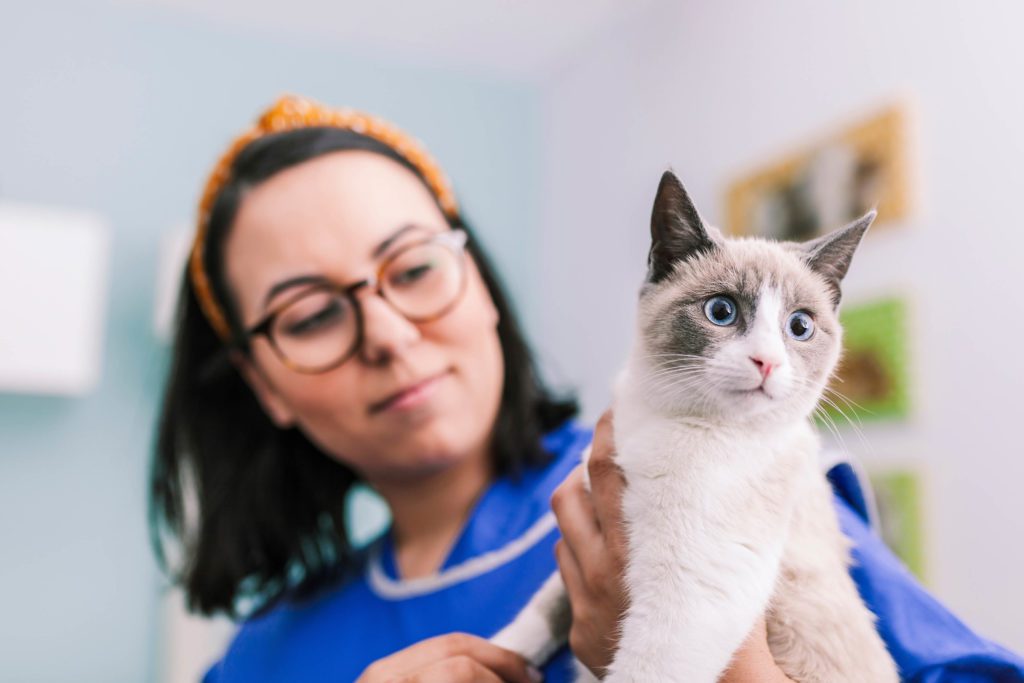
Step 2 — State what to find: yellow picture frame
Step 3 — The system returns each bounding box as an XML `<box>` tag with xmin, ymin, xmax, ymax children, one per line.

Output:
<box><xmin>724</xmin><ymin>105</ymin><xmax>912</xmax><ymax>240</ymax></box>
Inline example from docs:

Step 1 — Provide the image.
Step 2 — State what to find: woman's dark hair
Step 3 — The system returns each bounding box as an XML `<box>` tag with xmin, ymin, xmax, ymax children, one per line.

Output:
<box><xmin>149</xmin><ymin>127</ymin><xmax>578</xmax><ymax>618</ymax></box>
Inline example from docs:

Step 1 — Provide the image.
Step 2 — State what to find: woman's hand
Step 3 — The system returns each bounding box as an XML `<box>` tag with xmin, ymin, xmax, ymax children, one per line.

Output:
<box><xmin>720</xmin><ymin>617</ymin><xmax>796</xmax><ymax>683</ymax></box>
<box><xmin>355</xmin><ymin>633</ymin><xmax>542</xmax><ymax>683</ymax></box>
<box><xmin>552</xmin><ymin>410</ymin><xmax>795</xmax><ymax>682</ymax></box>
<box><xmin>550</xmin><ymin>410</ymin><xmax>629</xmax><ymax>678</ymax></box>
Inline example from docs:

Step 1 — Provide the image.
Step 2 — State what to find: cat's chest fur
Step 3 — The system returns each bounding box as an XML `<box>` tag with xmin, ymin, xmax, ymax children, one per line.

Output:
<box><xmin>612</xmin><ymin>369</ymin><xmax>819</xmax><ymax>568</ymax></box>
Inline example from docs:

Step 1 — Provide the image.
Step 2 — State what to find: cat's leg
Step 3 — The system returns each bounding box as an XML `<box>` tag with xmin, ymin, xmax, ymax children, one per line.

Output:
<box><xmin>768</xmin><ymin>475</ymin><xmax>899</xmax><ymax>683</ymax></box>
<box><xmin>605</xmin><ymin>537</ymin><xmax>781</xmax><ymax>682</ymax></box>
<box><xmin>491</xmin><ymin>571</ymin><xmax>572</xmax><ymax>668</ymax></box>
<box><xmin>602</xmin><ymin>482</ymin><xmax>786</xmax><ymax>683</ymax></box>
<box><xmin>573</xmin><ymin>659</ymin><xmax>601</xmax><ymax>683</ymax></box>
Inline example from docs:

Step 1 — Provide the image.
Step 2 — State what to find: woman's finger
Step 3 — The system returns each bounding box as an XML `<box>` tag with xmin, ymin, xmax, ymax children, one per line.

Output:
<box><xmin>402</xmin><ymin>655</ymin><xmax>505</xmax><ymax>683</ymax></box>
<box><xmin>554</xmin><ymin>537</ymin><xmax>587</xmax><ymax>605</ymax></box>
<box><xmin>550</xmin><ymin>466</ymin><xmax>605</xmax><ymax>571</ymax></box>
<box><xmin>556</xmin><ymin>521</ymin><xmax>625</xmax><ymax>678</ymax></box>
<box><xmin>586</xmin><ymin>410</ymin><xmax>628</xmax><ymax>558</ymax></box>
<box><xmin>358</xmin><ymin>633</ymin><xmax>539</xmax><ymax>683</ymax></box>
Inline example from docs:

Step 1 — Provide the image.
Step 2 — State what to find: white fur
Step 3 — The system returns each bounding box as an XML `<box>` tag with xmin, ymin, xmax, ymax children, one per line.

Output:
<box><xmin>491</xmin><ymin>571</ymin><xmax>568</xmax><ymax>667</ymax></box>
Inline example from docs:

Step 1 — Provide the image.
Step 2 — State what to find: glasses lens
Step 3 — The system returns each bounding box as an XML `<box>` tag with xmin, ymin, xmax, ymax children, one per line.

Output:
<box><xmin>270</xmin><ymin>288</ymin><xmax>357</xmax><ymax>371</ymax></box>
<box><xmin>382</xmin><ymin>242</ymin><xmax>465</xmax><ymax>320</ymax></box>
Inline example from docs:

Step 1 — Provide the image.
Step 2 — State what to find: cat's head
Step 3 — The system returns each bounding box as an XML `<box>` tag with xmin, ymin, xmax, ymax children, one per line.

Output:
<box><xmin>633</xmin><ymin>170</ymin><xmax>872</xmax><ymax>424</ymax></box>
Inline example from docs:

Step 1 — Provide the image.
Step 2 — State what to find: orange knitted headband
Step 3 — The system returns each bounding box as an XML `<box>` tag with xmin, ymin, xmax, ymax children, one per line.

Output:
<box><xmin>189</xmin><ymin>94</ymin><xmax>460</xmax><ymax>343</ymax></box>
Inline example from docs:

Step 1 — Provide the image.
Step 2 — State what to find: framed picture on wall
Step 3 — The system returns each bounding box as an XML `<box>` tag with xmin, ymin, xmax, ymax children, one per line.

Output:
<box><xmin>818</xmin><ymin>297</ymin><xmax>913</xmax><ymax>426</ymax></box>
<box><xmin>868</xmin><ymin>464</ymin><xmax>928</xmax><ymax>581</ymax></box>
<box><xmin>724</xmin><ymin>105</ymin><xmax>912</xmax><ymax>240</ymax></box>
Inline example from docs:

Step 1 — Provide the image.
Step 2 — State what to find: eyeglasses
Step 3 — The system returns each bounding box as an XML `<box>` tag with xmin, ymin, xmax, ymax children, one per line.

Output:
<box><xmin>240</xmin><ymin>229</ymin><xmax>469</xmax><ymax>374</ymax></box>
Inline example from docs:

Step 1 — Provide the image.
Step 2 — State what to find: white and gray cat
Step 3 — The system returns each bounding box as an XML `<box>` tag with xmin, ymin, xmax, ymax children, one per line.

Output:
<box><xmin>493</xmin><ymin>171</ymin><xmax>899</xmax><ymax>682</ymax></box>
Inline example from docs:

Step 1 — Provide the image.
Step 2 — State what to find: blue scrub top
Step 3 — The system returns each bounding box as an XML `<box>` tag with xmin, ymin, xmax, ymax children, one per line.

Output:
<box><xmin>204</xmin><ymin>421</ymin><xmax>1024</xmax><ymax>682</ymax></box>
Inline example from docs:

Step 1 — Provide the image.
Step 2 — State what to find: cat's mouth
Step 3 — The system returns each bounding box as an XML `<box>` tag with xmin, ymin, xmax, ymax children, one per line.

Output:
<box><xmin>731</xmin><ymin>385</ymin><xmax>774</xmax><ymax>399</ymax></box>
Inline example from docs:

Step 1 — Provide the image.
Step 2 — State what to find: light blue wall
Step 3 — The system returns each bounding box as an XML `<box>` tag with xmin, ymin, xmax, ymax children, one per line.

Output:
<box><xmin>0</xmin><ymin>3</ymin><xmax>542</xmax><ymax>680</ymax></box>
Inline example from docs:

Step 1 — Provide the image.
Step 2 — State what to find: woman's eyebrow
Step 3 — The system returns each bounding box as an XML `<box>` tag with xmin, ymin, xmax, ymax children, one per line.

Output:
<box><xmin>261</xmin><ymin>224</ymin><xmax>426</xmax><ymax>310</ymax></box>
<box><xmin>371</xmin><ymin>223</ymin><xmax>422</xmax><ymax>259</ymax></box>
<box><xmin>263</xmin><ymin>274</ymin><xmax>328</xmax><ymax>309</ymax></box>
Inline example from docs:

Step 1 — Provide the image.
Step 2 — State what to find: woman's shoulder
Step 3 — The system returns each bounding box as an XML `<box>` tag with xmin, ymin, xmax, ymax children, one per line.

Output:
<box><xmin>202</xmin><ymin>551</ymin><xmax>380</xmax><ymax>682</ymax></box>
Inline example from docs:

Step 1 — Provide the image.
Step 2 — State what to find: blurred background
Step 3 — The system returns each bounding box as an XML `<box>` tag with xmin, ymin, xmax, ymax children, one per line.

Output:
<box><xmin>2</xmin><ymin>1</ymin><xmax>1022</xmax><ymax>681</ymax></box>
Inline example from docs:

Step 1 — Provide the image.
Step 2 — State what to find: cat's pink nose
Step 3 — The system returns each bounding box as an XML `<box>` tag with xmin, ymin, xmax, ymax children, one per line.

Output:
<box><xmin>750</xmin><ymin>356</ymin><xmax>774</xmax><ymax>380</ymax></box>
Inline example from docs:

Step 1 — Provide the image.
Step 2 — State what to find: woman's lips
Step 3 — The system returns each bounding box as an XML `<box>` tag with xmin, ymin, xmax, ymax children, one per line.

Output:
<box><xmin>370</xmin><ymin>371</ymin><xmax>450</xmax><ymax>414</ymax></box>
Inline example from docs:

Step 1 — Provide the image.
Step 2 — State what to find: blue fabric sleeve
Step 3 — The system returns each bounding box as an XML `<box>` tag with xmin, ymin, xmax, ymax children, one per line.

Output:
<box><xmin>835</xmin><ymin>495</ymin><xmax>1024</xmax><ymax>682</ymax></box>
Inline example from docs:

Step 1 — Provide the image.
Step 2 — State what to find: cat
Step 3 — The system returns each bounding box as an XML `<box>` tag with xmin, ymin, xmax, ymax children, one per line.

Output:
<box><xmin>493</xmin><ymin>170</ymin><xmax>899</xmax><ymax>682</ymax></box>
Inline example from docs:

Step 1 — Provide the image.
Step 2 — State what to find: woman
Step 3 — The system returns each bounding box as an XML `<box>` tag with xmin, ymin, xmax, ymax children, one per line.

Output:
<box><xmin>151</xmin><ymin>95</ymin><xmax>1024</xmax><ymax>682</ymax></box>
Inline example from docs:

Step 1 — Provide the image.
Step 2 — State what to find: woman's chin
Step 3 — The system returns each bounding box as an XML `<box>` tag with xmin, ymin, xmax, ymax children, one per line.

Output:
<box><xmin>382</xmin><ymin>428</ymin><xmax>479</xmax><ymax>476</ymax></box>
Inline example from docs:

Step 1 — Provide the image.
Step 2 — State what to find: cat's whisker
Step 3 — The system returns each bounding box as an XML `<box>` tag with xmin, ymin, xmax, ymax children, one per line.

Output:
<box><xmin>647</xmin><ymin>376</ymin><xmax>717</xmax><ymax>401</ymax></box>
<box><xmin>813</xmin><ymin>406</ymin><xmax>849</xmax><ymax>454</ymax></box>
<box><xmin>643</xmin><ymin>365</ymin><xmax>708</xmax><ymax>378</ymax></box>
<box><xmin>822</xmin><ymin>390</ymin><xmax>867</xmax><ymax>432</ymax></box>
<box><xmin>776</xmin><ymin>374</ymin><xmax>871</xmax><ymax>455</ymax></box>
<box><xmin>641</xmin><ymin>367</ymin><xmax>717</xmax><ymax>388</ymax></box>
<box><xmin>641</xmin><ymin>352</ymin><xmax>711</xmax><ymax>361</ymax></box>
<box><xmin>643</xmin><ymin>360</ymin><xmax>708</xmax><ymax>376</ymax></box>
<box><xmin>823</xmin><ymin>386</ymin><xmax>876</xmax><ymax>421</ymax></box>
<box><xmin>647</xmin><ymin>373</ymin><xmax>722</xmax><ymax>415</ymax></box>
<box><xmin>816</xmin><ymin>394</ymin><xmax>874</xmax><ymax>457</ymax></box>
<box><xmin>644</xmin><ymin>361</ymin><xmax>706</xmax><ymax>375</ymax></box>
<box><xmin>814</xmin><ymin>404</ymin><xmax>848</xmax><ymax>445</ymax></box>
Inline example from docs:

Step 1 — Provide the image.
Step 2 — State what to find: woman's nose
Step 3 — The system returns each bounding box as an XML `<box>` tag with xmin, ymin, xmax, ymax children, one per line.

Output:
<box><xmin>357</xmin><ymin>293</ymin><xmax>422</xmax><ymax>365</ymax></box>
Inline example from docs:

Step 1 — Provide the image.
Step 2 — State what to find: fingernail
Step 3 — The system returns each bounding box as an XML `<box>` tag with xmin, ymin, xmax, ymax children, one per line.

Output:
<box><xmin>527</xmin><ymin>665</ymin><xmax>544</xmax><ymax>682</ymax></box>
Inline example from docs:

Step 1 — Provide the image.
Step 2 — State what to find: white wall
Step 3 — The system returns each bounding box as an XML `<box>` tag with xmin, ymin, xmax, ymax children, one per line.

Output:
<box><xmin>536</xmin><ymin>0</ymin><xmax>1024</xmax><ymax>652</ymax></box>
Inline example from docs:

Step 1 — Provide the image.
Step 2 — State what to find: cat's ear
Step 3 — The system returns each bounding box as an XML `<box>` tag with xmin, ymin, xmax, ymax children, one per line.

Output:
<box><xmin>647</xmin><ymin>170</ymin><xmax>717</xmax><ymax>284</ymax></box>
<box><xmin>801</xmin><ymin>211</ymin><xmax>875</xmax><ymax>307</ymax></box>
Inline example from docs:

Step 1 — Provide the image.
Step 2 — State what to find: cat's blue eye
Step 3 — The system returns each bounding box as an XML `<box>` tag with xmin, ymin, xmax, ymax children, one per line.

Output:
<box><xmin>787</xmin><ymin>311</ymin><xmax>815</xmax><ymax>341</ymax></box>
<box><xmin>703</xmin><ymin>296</ymin><xmax>738</xmax><ymax>326</ymax></box>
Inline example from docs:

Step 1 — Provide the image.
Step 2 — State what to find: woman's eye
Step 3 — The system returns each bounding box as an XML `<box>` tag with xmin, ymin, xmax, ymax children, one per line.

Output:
<box><xmin>286</xmin><ymin>302</ymin><xmax>345</xmax><ymax>335</ymax></box>
<box><xmin>787</xmin><ymin>311</ymin><xmax>815</xmax><ymax>341</ymax></box>
<box><xmin>390</xmin><ymin>262</ymin><xmax>434</xmax><ymax>287</ymax></box>
<box><xmin>703</xmin><ymin>296</ymin><xmax>738</xmax><ymax>326</ymax></box>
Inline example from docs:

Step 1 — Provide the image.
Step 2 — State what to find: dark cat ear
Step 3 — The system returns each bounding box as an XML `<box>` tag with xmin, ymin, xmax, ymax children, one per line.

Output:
<box><xmin>647</xmin><ymin>170</ymin><xmax>716</xmax><ymax>284</ymax></box>
<box><xmin>801</xmin><ymin>211</ymin><xmax>875</xmax><ymax>307</ymax></box>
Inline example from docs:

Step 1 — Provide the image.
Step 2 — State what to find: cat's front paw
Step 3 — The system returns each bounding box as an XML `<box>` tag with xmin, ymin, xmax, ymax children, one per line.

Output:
<box><xmin>491</xmin><ymin>613</ymin><xmax>561</xmax><ymax>668</ymax></box>
<box><xmin>572</xmin><ymin>660</ymin><xmax>602</xmax><ymax>683</ymax></box>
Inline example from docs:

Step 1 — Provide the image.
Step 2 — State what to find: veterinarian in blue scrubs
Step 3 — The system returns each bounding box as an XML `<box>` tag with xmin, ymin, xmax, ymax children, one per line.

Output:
<box><xmin>151</xmin><ymin>95</ymin><xmax>1024</xmax><ymax>682</ymax></box>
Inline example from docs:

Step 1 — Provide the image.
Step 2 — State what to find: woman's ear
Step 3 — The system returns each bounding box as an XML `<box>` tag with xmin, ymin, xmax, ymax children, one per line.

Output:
<box><xmin>488</xmin><ymin>292</ymin><xmax>500</xmax><ymax>328</ymax></box>
<box><xmin>229</xmin><ymin>350</ymin><xmax>297</xmax><ymax>428</ymax></box>
<box><xmin>467</xmin><ymin>256</ymin><xmax>500</xmax><ymax>327</ymax></box>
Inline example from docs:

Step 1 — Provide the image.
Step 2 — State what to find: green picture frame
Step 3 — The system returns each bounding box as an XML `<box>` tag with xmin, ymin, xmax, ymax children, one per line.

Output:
<box><xmin>819</xmin><ymin>297</ymin><xmax>912</xmax><ymax>425</ymax></box>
